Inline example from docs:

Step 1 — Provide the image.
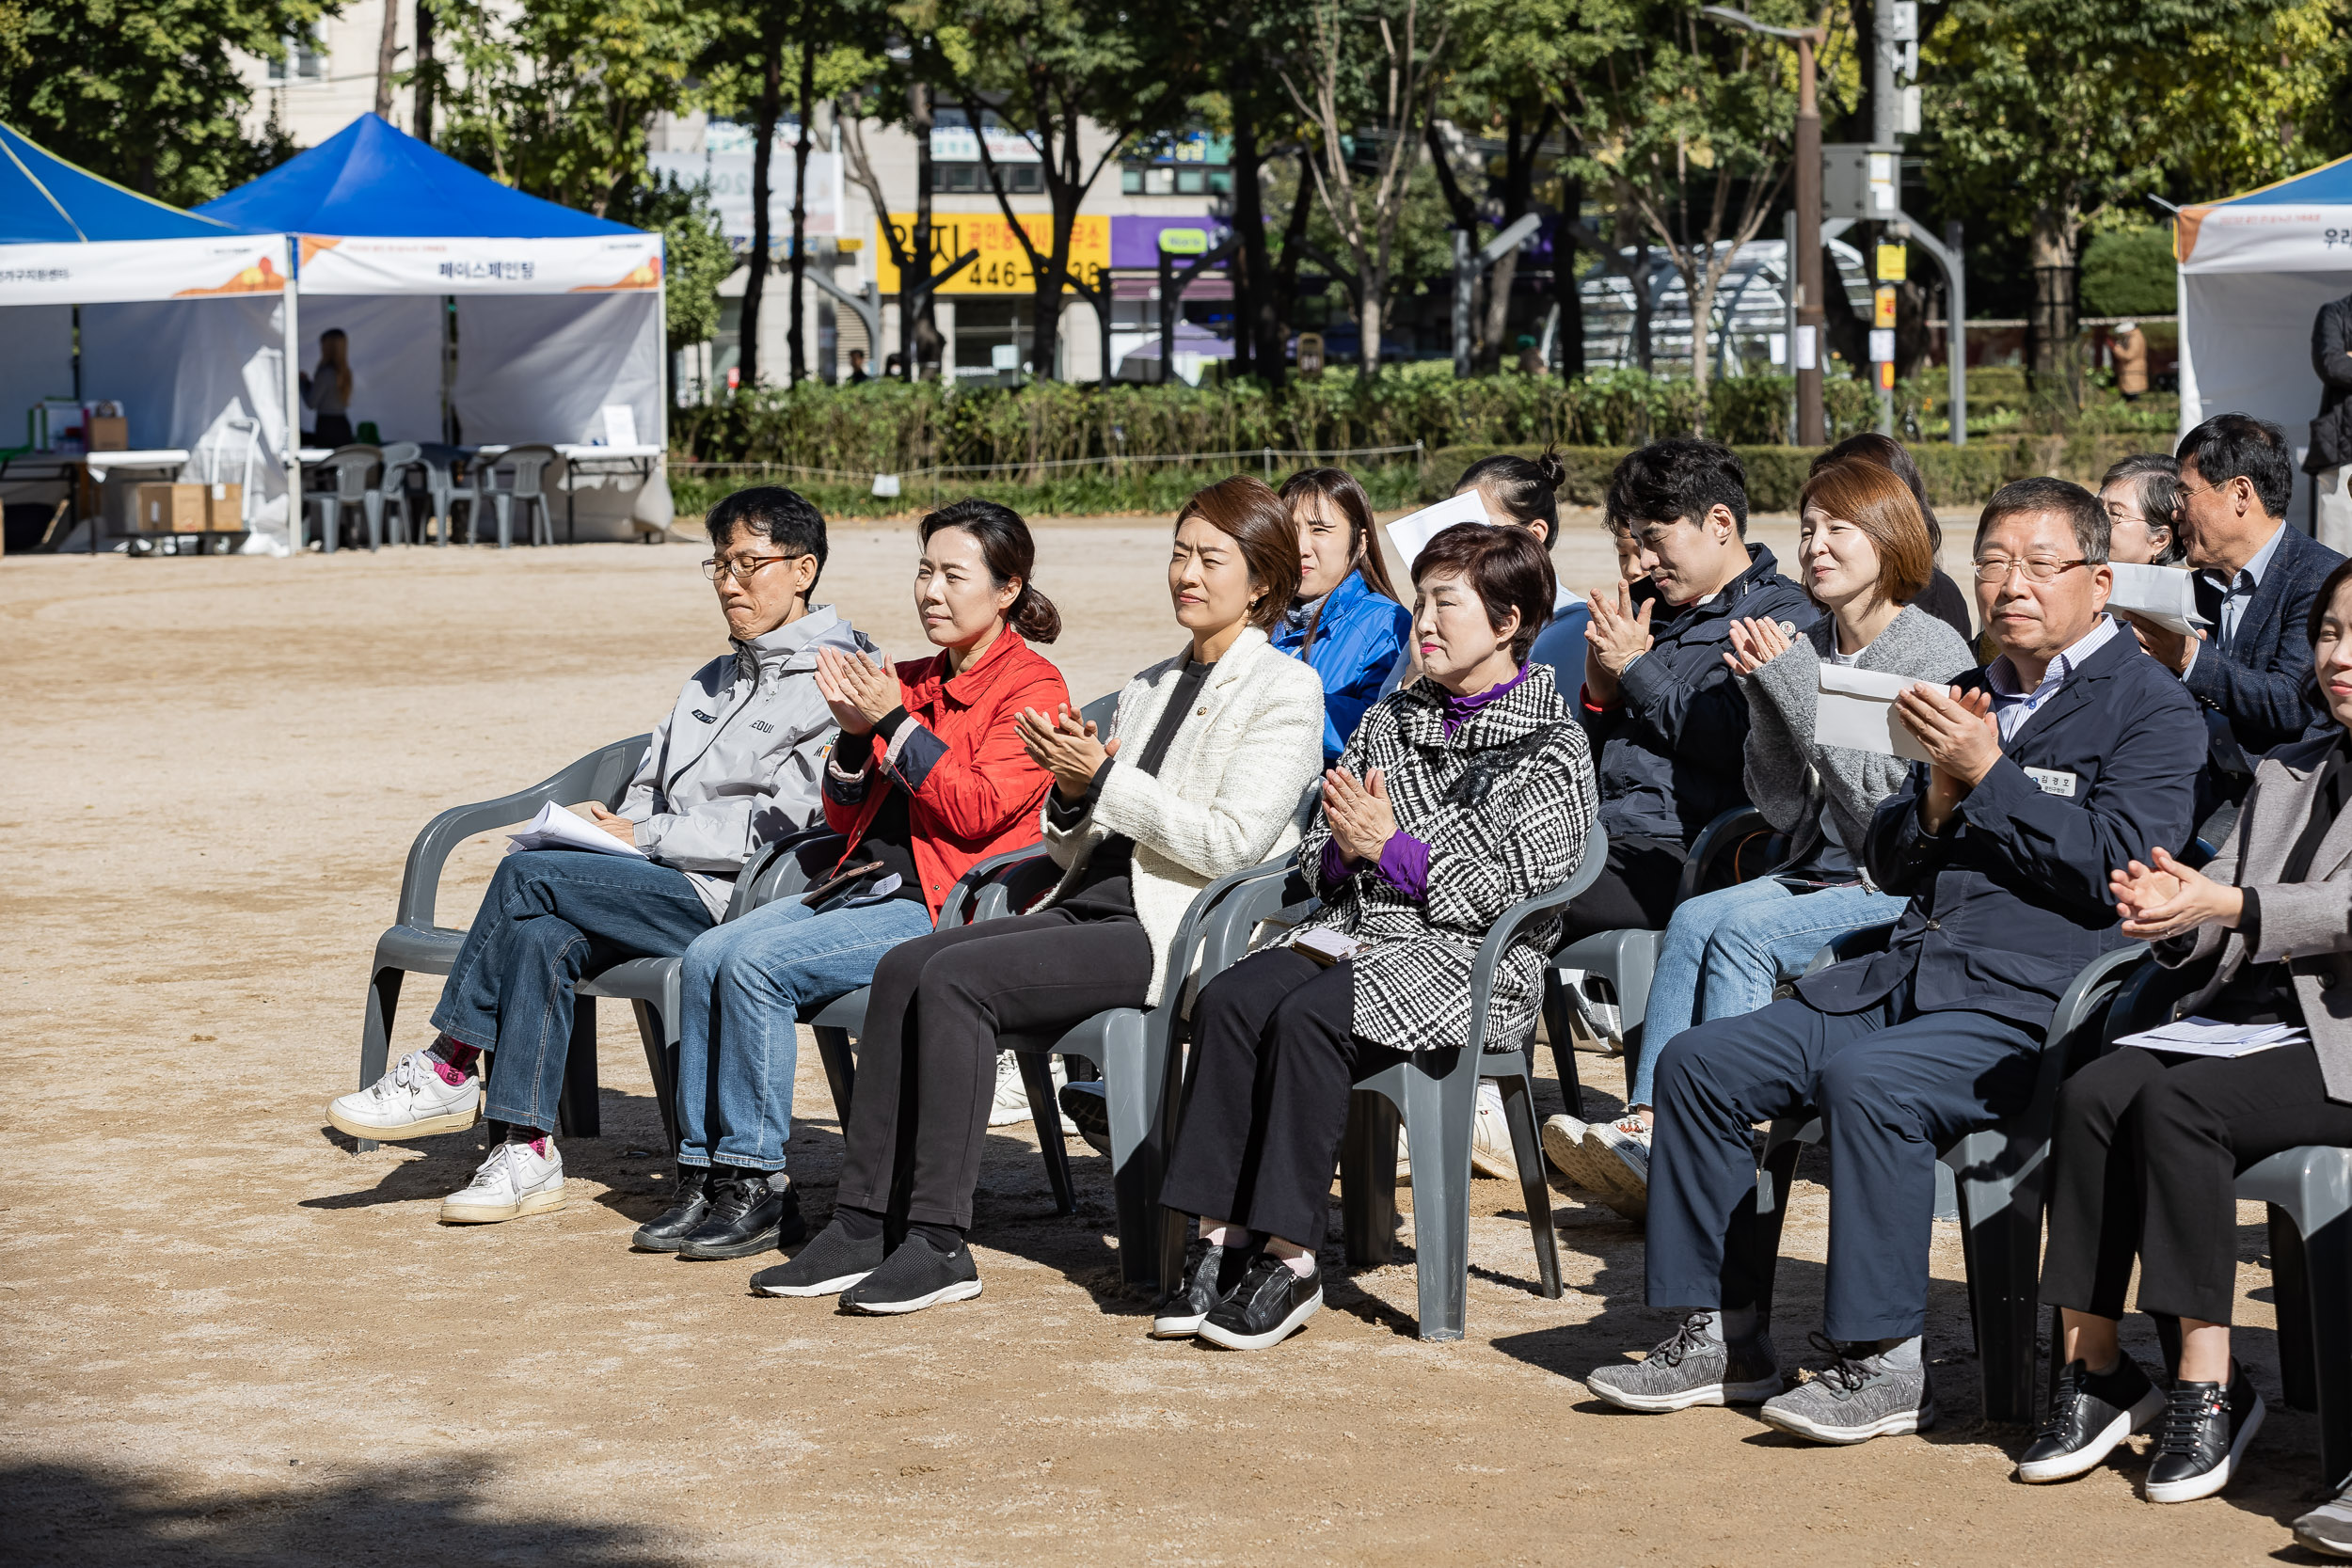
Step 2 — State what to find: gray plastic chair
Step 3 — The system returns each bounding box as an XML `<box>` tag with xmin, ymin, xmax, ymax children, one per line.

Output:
<box><xmin>1752</xmin><ymin>930</ymin><xmax>2148</xmax><ymax>1423</ymax></box>
<box><xmin>415</xmin><ymin>445</ymin><xmax>479</xmax><ymax>546</ymax></box>
<box><xmin>375</xmin><ymin>441</ymin><xmax>425</xmax><ymax>546</ymax></box>
<box><xmin>353</xmin><ymin>735</ymin><xmax>651</xmax><ymax>1150</ymax></box>
<box><xmin>302</xmin><ymin>444</ymin><xmax>382</xmax><ymax>554</ymax></box>
<box><xmin>1545</xmin><ymin>805</ymin><xmax>1781</xmax><ymax>1112</ymax></box>
<box><xmin>1329</xmin><ymin>822</ymin><xmax>1613</xmax><ymax>1340</ymax></box>
<box><xmin>2105</xmin><ymin>956</ymin><xmax>2352</xmax><ymax>1482</ymax></box>
<box><xmin>485</xmin><ymin>445</ymin><xmax>561</xmax><ymax>548</ymax></box>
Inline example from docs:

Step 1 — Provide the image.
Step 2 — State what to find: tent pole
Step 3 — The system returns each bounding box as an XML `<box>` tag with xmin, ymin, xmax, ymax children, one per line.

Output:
<box><xmin>282</xmin><ymin>238</ymin><xmax>302</xmax><ymax>555</ymax></box>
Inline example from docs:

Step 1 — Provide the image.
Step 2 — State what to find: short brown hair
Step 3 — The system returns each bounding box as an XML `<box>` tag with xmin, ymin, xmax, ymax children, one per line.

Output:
<box><xmin>1177</xmin><ymin>475</ymin><xmax>1302</xmax><ymax>631</ymax></box>
<box><xmin>1410</xmin><ymin>522</ymin><xmax>1555</xmax><ymax>662</ymax></box>
<box><xmin>1796</xmin><ymin>457</ymin><xmax>1934</xmax><ymax>607</ymax></box>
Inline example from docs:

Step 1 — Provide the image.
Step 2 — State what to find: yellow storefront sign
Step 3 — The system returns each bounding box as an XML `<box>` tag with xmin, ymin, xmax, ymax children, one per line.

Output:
<box><xmin>875</xmin><ymin>212</ymin><xmax>1109</xmax><ymax>295</ymax></box>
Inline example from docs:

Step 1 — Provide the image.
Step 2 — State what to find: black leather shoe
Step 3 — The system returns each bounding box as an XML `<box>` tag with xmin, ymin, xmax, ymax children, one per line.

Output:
<box><xmin>2144</xmin><ymin>1365</ymin><xmax>2265</xmax><ymax>1503</ymax></box>
<box><xmin>2016</xmin><ymin>1354</ymin><xmax>2163</xmax><ymax>1482</ymax></box>
<box><xmin>1152</xmin><ymin>1236</ymin><xmax>1236</xmax><ymax>1338</ymax></box>
<box><xmin>629</xmin><ymin>1164</ymin><xmax>711</xmax><ymax>1252</ymax></box>
<box><xmin>677</xmin><ymin>1169</ymin><xmax>804</xmax><ymax>1259</ymax></box>
<box><xmin>1197</xmin><ymin>1253</ymin><xmax>1321</xmax><ymax>1350</ymax></box>
<box><xmin>1058</xmin><ymin>1081</ymin><xmax>1111</xmax><ymax>1156</ymax></box>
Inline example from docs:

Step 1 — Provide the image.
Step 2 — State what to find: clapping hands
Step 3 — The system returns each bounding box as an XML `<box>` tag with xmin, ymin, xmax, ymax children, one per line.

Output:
<box><xmin>1016</xmin><ymin>705</ymin><xmax>1119</xmax><ymax>800</ymax></box>
<box><xmin>1322</xmin><ymin>767</ymin><xmax>1398</xmax><ymax>865</ymax></box>
<box><xmin>813</xmin><ymin>646</ymin><xmax>900</xmax><ymax>735</ymax></box>
<box><xmin>1723</xmin><ymin>616</ymin><xmax>1798</xmax><ymax>677</ymax></box>
<box><xmin>2109</xmin><ymin>847</ymin><xmax>2245</xmax><ymax>942</ymax></box>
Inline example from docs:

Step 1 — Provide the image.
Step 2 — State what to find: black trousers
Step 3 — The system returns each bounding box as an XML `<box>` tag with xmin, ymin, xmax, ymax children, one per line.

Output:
<box><xmin>1160</xmin><ymin>947</ymin><xmax>1409</xmax><ymax>1249</ymax></box>
<box><xmin>2041</xmin><ymin>1041</ymin><xmax>2352</xmax><ymax>1326</ymax></box>
<box><xmin>1558</xmin><ymin>831</ymin><xmax>1688</xmax><ymax>945</ymax></box>
<box><xmin>834</xmin><ymin>909</ymin><xmax>1152</xmax><ymax>1229</ymax></box>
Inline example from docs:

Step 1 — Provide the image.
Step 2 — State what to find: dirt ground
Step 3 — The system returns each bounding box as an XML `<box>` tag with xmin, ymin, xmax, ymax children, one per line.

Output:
<box><xmin>0</xmin><ymin>515</ymin><xmax>2333</xmax><ymax>1566</ymax></box>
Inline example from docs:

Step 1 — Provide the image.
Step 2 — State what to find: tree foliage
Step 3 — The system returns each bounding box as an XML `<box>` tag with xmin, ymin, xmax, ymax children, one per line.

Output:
<box><xmin>0</xmin><ymin>0</ymin><xmax>324</xmax><ymax>204</ymax></box>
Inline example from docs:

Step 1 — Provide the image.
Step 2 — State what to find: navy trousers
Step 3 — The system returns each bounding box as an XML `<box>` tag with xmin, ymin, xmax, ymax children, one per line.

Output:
<box><xmin>1645</xmin><ymin>984</ymin><xmax>2041</xmax><ymax>1341</ymax></box>
<box><xmin>432</xmin><ymin>849</ymin><xmax>715</xmax><ymax>1133</ymax></box>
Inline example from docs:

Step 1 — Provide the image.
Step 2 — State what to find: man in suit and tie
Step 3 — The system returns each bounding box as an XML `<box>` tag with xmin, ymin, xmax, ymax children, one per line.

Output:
<box><xmin>2119</xmin><ymin>414</ymin><xmax>2345</xmax><ymax>806</ymax></box>
<box><xmin>1585</xmin><ymin>476</ymin><xmax>2206</xmax><ymax>1447</ymax></box>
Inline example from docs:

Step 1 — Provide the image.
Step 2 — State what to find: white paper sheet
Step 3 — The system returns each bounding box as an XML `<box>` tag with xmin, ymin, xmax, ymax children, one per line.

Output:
<box><xmin>1812</xmin><ymin>663</ymin><xmax>1937</xmax><ymax>762</ymax></box>
<box><xmin>504</xmin><ymin>800</ymin><xmax>649</xmax><ymax>859</ymax></box>
<box><xmin>2106</xmin><ymin>562</ymin><xmax>2209</xmax><ymax>637</ymax></box>
<box><xmin>1382</xmin><ymin>490</ymin><xmax>1493</xmax><ymax>572</ymax></box>
<box><xmin>2117</xmin><ymin>1015</ymin><xmax>2305</xmax><ymax>1057</ymax></box>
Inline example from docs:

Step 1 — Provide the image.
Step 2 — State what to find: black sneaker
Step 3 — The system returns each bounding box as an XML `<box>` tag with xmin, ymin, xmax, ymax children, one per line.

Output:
<box><xmin>1152</xmin><ymin>1236</ymin><xmax>1238</xmax><ymax>1338</ymax></box>
<box><xmin>2016</xmin><ymin>1354</ymin><xmax>2164</xmax><ymax>1482</ymax></box>
<box><xmin>678</xmin><ymin>1170</ymin><xmax>805</xmax><ymax>1259</ymax></box>
<box><xmin>2144</xmin><ymin>1365</ymin><xmax>2265</xmax><ymax>1503</ymax></box>
<box><xmin>840</xmin><ymin>1233</ymin><xmax>984</xmax><ymax>1315</ymax></box>
<box><xmin>749</xmin><ymin>1218</ymin><xmax>885</xmax><ymax>1297</ymax></box>
<box><xmin>1196</xmin><ymin>1254</ymin><xmax>1321</xmax><ymax>1350</ymax></box>
<box><xmin>628</xmin><ymin>1164</ymin><xmax>711</xmax><ymax>1252</ymax></box>
<box><xmin>1058</xmin><ymin>1080</ymin><xmax>1111</xmax><ymax>1156</ymax></box>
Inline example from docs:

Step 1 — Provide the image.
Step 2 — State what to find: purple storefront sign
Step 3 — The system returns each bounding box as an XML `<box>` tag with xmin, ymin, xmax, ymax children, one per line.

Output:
<box><xmin>1109</xmin><ymin>215</ymin><xmax>1233</xmax><ymax>270</ymax></box>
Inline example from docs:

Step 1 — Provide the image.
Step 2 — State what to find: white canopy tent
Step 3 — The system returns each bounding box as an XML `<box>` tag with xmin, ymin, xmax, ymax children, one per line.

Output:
<box><xmin>2176</xmin><ymin>155</ymin><xmax>2352</xmax><ymax>538</ymax></box>
<box><xmin>199</xmin><ymin>117</ymin><xmax>672</xmax><ymax>542</ymax></box>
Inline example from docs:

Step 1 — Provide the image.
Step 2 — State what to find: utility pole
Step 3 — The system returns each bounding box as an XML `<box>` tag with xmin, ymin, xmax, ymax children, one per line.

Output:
<box><xmin>1703</xmin><ymin>7</ymin><xmax>1826</xmax><ymax>444</ymax></box>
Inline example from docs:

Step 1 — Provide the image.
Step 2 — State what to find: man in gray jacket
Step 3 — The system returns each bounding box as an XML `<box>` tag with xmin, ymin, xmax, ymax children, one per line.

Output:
<box><xmin>326</xmin><ymin>486</ymin><xmax>878</xmax><ymax>1227</ymax></box>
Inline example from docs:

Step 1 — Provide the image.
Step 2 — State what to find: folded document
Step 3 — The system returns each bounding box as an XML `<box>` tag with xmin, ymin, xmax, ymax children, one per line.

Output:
<box><xmin>2116</xmin><ymin>1016</ymin><xmax>2306</xmax><ymax>1058</ymax></box>
<box><xmin>505</xmin><ymin>800</ymin><xmax>648</xmax><ymax>859</ymax></box>
<box><xmin>2106</xmin><ymin>563</ymin><xmax>2209</xmax><ymax>638</ymax></box>
<box><xmin>1813</xmin><ymin>663</ymin><xmax>1936</xmax><ymax>763</ymax></box>
<box><xmin>1382</xmin><ymin>490</ymin><xmax>1493</xmax><ymax>572</ymax></box>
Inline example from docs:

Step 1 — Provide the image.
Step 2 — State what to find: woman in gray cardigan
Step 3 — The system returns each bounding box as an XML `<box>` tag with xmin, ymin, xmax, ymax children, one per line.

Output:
<box><xmin>2020</xmin><ymin>558</ymin><xmax>2352</xmax><ymax>1533</ymax></box>
<box><xmin>1546</xmin><ymin>456</ymin><xmax>1976</xmax><ymax>1212</ymax></box>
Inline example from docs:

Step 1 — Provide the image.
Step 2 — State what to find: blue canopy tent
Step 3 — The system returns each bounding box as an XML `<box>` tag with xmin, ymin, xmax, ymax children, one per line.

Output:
<box><xmin>1</xmin><ymin>121</ymin><xmax>297</xmax><ymax>548</ymax></box>
<box><xmin>199</xmin><ymin>115</ymin><xmax>670</xmax><ymax>541</ymax></box>
<box><xmin>2176</xmin><ymin>155</ymin><xmax>2352</xmax><ymax>541</ymax></box>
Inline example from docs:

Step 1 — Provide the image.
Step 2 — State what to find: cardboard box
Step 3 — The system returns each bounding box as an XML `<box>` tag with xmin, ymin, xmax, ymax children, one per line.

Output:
<box><xmin>204</xmin><ymin>483</ymin><xmax>244</xmax><ymax>531</ymax></box>
<box><xmin>85</xmin><ymin>416</ymin><xmax>128</xmax><ymax>451</ymax></box>
<box><xmin>135</xmin><ymin>483</ymin><xmax>206</xmax><ymax>534</ymax></box>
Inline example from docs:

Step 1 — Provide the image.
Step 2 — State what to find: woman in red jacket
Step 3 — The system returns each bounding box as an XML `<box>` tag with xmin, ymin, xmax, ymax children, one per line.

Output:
<box><xmin>634</xmin><ymin>499</ymin><xmax>1069</xmax><ymax>1259</ymax></box>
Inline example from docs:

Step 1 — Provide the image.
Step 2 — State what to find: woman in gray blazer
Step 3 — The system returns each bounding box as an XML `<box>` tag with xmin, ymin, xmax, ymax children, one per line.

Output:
<box><xmin>2021</xmin><ymin>557</ymin><xmax>2352</xmax><ymax>1524</ymax></box>
<box><xmin>1546</xmin><ymin>457</ymin><xmax>1975</xmax><ymax>1213</ymax></box>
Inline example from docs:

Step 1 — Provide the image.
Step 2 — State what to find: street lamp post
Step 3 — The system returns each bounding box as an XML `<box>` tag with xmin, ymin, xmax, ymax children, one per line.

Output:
<box><xmin>1701</xmin><ymin>6</ymin><xmax>1826</xmax><ymax>445</ymax></box>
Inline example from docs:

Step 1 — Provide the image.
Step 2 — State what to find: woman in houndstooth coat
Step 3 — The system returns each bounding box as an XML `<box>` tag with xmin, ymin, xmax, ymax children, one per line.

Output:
<box><xmin>1155</xmin><ymin>521</ymin><xmax>1598</xmax><ymax>1351</ymax></box>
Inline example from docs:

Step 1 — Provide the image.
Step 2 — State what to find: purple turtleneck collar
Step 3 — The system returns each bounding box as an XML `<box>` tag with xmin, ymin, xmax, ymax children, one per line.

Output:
<box><xmin>1440</xmin><ymin>663</ymin><xmax>1530</xmax><ymax>738</ymax></box>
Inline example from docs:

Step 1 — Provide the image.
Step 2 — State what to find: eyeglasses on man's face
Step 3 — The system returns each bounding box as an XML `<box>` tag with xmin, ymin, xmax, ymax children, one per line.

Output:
<box><xmin>1972</xmin><ymin>556</ymin><xmax>2090</xmax><ymax>585</ymax></box>
<box><xmin>703</xmin><ymin>551</ymin><xmax>806</xmax><ymax>584</ymax></box>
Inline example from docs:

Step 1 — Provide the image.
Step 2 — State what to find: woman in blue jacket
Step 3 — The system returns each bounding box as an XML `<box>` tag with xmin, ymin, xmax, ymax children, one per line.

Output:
<box><xmin>1274</xmin><ymin>468</ymin><xmax>1414</xmax><ymax>765</ymax></box>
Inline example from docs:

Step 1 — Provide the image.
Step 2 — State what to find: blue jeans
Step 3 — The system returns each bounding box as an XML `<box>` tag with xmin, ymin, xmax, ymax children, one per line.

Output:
<box><xmin>1630</xmin><ymin>879</ymin><xmax>1908</xmax><ymax>1110</ymax></box>
<box><xmin>675</xmin><ymin>894</ymin><xmax>937</xmax><ymax>1171</ymax></box>
<box><xmin>433</xmin><ymin>850</ymin><xmax>715</xmax><ymax>1134</ymax></box>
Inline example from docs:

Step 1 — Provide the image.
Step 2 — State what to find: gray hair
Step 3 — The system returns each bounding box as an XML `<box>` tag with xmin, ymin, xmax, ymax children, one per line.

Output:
<box><xmin>1973</xmin><ymin>476</ymin><xmax>2111</xmax><ymax>563</ymax></box>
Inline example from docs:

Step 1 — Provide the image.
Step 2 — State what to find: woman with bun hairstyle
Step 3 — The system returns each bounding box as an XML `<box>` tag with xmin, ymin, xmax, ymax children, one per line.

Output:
<box><xmin>634</xmin><ymin>499</ymin><xmax>1070</xmax><ymax>1261</ymax></box>
<box><xmin>1385</xmin><ymin>447</ymin><xmax>1589</xmax><ymax>696</ymax></box>
<box><xmin>1275</xmin><ymin>467</ymin><xmax>1414</xmax><ymax>765</ymax></box>
<box><xmin>752</xmin><ymin>475</ymin><xmax>1326</xmax><ymax>1315</ymax></box>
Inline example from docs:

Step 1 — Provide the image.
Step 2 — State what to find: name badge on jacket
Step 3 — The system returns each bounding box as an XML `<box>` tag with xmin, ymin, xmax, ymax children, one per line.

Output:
<box><xmin>2024</xmin><ymin>767</ymin><xmax>2078</xmax><ymax>798</ymax></box>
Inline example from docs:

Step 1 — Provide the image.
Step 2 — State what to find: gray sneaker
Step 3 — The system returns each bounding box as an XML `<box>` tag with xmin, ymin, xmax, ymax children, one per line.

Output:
<box><xmin>1587</xmin><ymin>1313</ymin><xmax>1784</xmax><ymax>1412</ymax></box>
<box><xmin>2295</xmin><ymin>1477</ymin><xmax>2352</xmax><ymax>1559</ymax></box>
<box><xmin>1759</xmin><ymin>1334</ymin><xmax>1937</xmax><ymax>1445</ymax></box>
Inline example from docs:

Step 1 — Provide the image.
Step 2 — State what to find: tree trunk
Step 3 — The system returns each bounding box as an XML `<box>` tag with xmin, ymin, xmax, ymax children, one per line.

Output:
<box><xmin>1265</xmin><ymin>164</ymin><xmax>1316</xmax><ymax>380</ymax></box>
<box><xmin>740</xmin><ymin>42</ymin><xmax>782</xmax><ymax>392</ymax></box>
<box><xmin>1685</xmin><ymin>267</ymin><xmax>1720</xmax><ymax>435</ymax></box>
<box><xmin>787</xmin><ymin>37</ymin><xmax>814</xmax><ymax>388</ymax></box>
<box><xmin>1359</xmin><ymin>285</ymin><xmax>1384</xmax><ymax>379</ymax></box>
<box><xmin>1555</xmin><ymin>175</ymin><xmax>1584</xmax><ymax>382</ymax></box>
<box><xmin>1228</xmin><ymin>71</ymin><xmax>1267</xmax><ymax>382</ymax></box>
<box><xmin>412</xmin><ymin>2</ymin><xmax>435</xmax><ymax>144</ymax></box>
<box><xmin>374</xmin><ymin>0</ymin><xmax>400</xmax><ymax>120</ymax></box>
<box><xmin>2026</xmin><ymin>202</ymin><xmax>2079</xmax><ymax>402</ymax></box>
<box><xmin>909</xmin><ymin>84</ymin><xmax>941</xmax><ymax>379</ymax></box>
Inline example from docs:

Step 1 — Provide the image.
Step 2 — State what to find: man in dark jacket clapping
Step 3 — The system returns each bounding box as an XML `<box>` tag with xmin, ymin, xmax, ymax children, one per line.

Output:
<box><xmin>1563</xmin><ymin>438</ymin><xmax>1817</xmax><ymax>942</ymax></box>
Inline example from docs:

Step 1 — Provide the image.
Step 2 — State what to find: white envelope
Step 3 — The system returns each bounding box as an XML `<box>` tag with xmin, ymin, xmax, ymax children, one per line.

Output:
<box><xmin>1382</xmin><ymin>490</ymin><xmax>1493</xmax><ymax>572</ymax></box>
<box><xmin>2105</xmin><ymin>562</ymin><xmax>2208</xmax><ymax>637</ymax></box>
<box><xmin>1814</xmin><ymin>663</ymin><xmax>1937</xmax><ymax>763</ymax></box>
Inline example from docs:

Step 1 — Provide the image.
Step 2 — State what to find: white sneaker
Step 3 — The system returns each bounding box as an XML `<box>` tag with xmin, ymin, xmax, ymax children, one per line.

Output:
<box><xmin>1470</xmin><ymin>1082</ymin><xmax>1517</xmax><ymax>1180</ymax></box>
<box><xmin>1542</xmin><ymin>1112</ymin><xmax>1633</xmax><ymax>1208</ymax></box>
<box><xmin>987</xmin><ymin>1053</ymin><xmax>1076</xmax><ymax>1134</ymax></box>
<box><xmin>439</xmin><ymin>1137</ymin><xmax>566</xmax><ymax>1224</ymax></box>
<box><xmin>327</xmin><ymin>1046</ymin><xmax>482</xmax><ymax>1141</ymax></box>
<box><xmin>1584</xmin><ymin>1115</ymin><xmax>1651</xmax><ymax>1221</ymax></box>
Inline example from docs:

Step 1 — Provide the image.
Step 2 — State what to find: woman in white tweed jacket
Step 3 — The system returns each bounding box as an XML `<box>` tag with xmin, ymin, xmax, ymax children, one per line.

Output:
<box><xmin>1546</xmin><ymin>455</ymin><xmax>1976</xmax><ymax>1217</ymax></box>
<box><xmin>750</xmin><ymin>476</ymin><xmax>1324</xmax><ymax>1316</ymax></box>
<box><xmin>1153</xmin><ymin>523</ymin><xmax>1596</xmax><ymax>1351</ymax></box>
